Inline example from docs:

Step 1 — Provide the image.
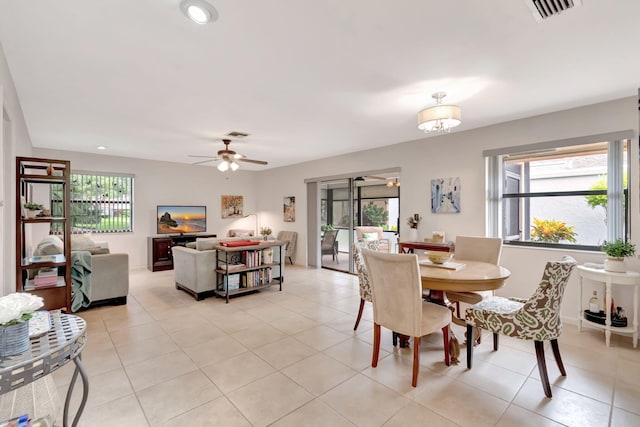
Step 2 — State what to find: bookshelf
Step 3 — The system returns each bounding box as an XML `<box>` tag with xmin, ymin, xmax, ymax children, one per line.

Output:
<box><xmin>213</xmin><ymin>240</ymin><xmax>285</xmax><ymax>303</ymax></box>
<box><xmin>15</xmin><ymin>157</ymin><xmax>71</xmax><ymax>311</ymax></box>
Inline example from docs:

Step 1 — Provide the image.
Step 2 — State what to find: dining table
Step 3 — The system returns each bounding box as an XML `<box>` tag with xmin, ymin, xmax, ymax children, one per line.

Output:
<box><xmin>412</xmin><ymin>257</ymin><xmax>511</xmax><ymax>364</ymax></box>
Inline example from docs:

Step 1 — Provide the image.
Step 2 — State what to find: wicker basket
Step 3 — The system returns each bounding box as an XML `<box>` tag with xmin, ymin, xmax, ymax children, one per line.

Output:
<box><xmin>0</xmin><ymin>321</ymin><xmax>30</xmax><ymax>357</ymax></box>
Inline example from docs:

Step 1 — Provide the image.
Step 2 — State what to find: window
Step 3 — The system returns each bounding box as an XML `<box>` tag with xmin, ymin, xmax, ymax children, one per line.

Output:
<box><xmin>485</xmin><ymin>131</ymin><xmax>632</xmax><ymax>250</ymax></box>
<box><xmin>51</xmin><ymin>171</ymin><xmax>134</xmax><ymax>233</ymax></box>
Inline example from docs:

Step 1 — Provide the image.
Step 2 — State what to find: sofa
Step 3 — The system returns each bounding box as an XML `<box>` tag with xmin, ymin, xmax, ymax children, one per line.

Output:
<box><xmin>33</xmin><ymin>234</ymin><xmax>129</xmax><ymax>310</ymax></box>
<box><xmin>173</xmin><ymin>236</ymin><xmax>284</xmax><ymax>300</ymax></box>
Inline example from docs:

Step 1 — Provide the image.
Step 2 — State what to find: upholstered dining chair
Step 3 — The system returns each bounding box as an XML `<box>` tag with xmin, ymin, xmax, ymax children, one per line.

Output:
<box><xmin>447</xmin><ymin>236</ymin><xmax>503</xmax><ymax>318</ymax></box>
<box><xmin>321</xmin><ymin>229</ymin><xmax>339</xmax><ymax>263</ymax></box>
<box><xmin>352</xmin><ymin>240</ymin><xmax>382</xmax><ymax>331</ymax></box>
<box><xmin>362</xmin><ymin>248</ymin><xmax>451</xmax><ymax>387</ymax></box>
<box><xmin>465</xmin><ymin>256</ymin><xmax>577</xmax><ymax>398</ymax></box>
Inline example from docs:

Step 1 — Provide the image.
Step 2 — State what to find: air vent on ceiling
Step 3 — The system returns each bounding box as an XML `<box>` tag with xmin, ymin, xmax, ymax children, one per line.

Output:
<box><xmin>226</xmin><ymin>131</ymin><xmax>250</xmax><ymax>138</ymax></box>
<box><xmin>527</xmin><ymin>0</ymin><xmax>582</xmax><ymax>22</ymax></box>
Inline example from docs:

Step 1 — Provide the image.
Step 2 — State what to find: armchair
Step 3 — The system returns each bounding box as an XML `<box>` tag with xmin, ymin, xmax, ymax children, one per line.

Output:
<box><xmin>355</xmin><ymin>226</ymin><xmax>390</xmax><ymax>252</ymax></box>
<box><xmin>277</xmin><ymin>231</ymin><xmax>297</xmax><ymax>264</ymax></box>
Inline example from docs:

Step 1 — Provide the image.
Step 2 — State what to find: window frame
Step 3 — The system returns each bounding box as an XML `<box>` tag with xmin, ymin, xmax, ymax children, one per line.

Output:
<box><xmin>51</xmin><ymin>170</ymin><xmax>134</xmax><ymax>234</ymax></box>
<box><xmin>485</xmin><ymin>130</ymin><xmax>633</xmax><ymax>251</ymax></box>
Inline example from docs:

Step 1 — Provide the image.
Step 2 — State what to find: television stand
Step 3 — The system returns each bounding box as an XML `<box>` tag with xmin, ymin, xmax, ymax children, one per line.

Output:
<box><xmin>147</xmin><ymin>234</ymin><xmax>216</xmax><ymax>272</ymax></box>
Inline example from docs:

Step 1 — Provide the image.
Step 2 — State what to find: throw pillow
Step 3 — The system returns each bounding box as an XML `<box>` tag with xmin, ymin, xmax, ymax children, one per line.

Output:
<box><xmin>71</xmin><ymin>233</ymin><xmax>97</xmax><ymax>251</ymax></box>
<box><xmin>34</xmin><ymin>235</ymin><xmax>64</xmax><ymax>256</ymax></box>
<box><xmin>362</xmin><ymin>232</ymin><xmax>378</xmax><ymax>241</ymax></box>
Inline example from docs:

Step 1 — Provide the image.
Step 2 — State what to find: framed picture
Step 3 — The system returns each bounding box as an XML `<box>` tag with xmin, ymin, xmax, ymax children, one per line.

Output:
<box><xmin>431</xmin><ymin>177</ymin><xmax>461</xmax><ymax>213</ymax></box>
<box><xmin>221</xmin><ymin>195</ymin><xmax>244</xmax><ymax>218</ymax></box>
<box><xmin>283</xmin><ymin>196</ymin><xmax>295</xmax><ymax>222</ymax></box>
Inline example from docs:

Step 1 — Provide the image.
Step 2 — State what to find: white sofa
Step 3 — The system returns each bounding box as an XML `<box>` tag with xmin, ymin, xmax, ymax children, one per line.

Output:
<box><xmin>173</xmin><ymin>236</ymin><xmax>283</xmax><ymax>301</ymax></box>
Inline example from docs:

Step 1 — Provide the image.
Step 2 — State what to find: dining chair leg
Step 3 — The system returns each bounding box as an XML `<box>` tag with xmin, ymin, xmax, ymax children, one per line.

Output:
<box><xmin>466</xmin><ymin>324</ymin><xmax>474</xmax><ymax>369</ymax></box>
<box><xmin>534</xmin><ymin>340</ymin><xmax>552</xmax><ymax>398</ymax></box>
<box><xmin>372</xmin><ymin>323</ymin><xmax>381</xmax><ymax>368</ymax></box>
<box><xmin>493</xmin><ymin>333</ymin><xmax>499</xmax><ymax>351</ymax></box>
<box><xmin>412</xmin><ymin>336</ymin><xmax>421</xmax><ymax>387</ymax></box>
<box><xmin>353</xmin><ymin>299</ymin><xmax>365</xmax><ymax>330</ymax></box>
<box><xmin>442</xmin><ymin>325</ymin><xmax>450</xmax><ymax>366</ymax></box>
<box><xmin>550</xmin><ymin>339</ymin><xmax>567</xmax><ymax>376</ymax></box>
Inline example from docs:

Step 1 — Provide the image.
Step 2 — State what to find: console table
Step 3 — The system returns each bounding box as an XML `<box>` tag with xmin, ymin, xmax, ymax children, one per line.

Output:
<box><xmin>0</xmin><ymin>312</ymin><xmax>88</xmax><ymax>427</ymax></box>
<box><xmin>577</xmin><ymin>265</ymin><xmax>639</xmax><ymax>348</ymax></box>
<box><xmin>399</xmin><ymin>241</ymin><xmax>454</xmax><ymax>254</ymax></box>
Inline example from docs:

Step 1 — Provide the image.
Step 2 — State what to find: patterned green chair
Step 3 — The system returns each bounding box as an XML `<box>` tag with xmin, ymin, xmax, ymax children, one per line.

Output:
<box><xmin>352</xmin><ymin>239</ymin><xmax>382</xmax><ymax>331</ymax></box>
<box><xmin>465</xmin><ymin>256</ymin><xmax>577</xmax><ymax>398</ymax></box>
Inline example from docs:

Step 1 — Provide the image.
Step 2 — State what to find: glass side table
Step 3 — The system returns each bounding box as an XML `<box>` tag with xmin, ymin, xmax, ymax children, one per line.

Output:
<box><xmin>0</xmin><ymin>312</ymin><xmax>88</xmax><ymax>427</ymax></box>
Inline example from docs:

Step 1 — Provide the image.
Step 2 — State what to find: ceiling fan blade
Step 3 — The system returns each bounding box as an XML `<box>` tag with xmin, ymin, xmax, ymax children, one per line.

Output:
<box><xmin>188</xmin><ymin>155</ymin><xmax>216</xmax><ymax>158</ymax></box>
<box><xmin>192</xmin><ymin>159</ymin><xmax>216</xmax><ymax>165</ymax></box>
<box><xmin>368</xmin><ymin>175</ymin><xmax>387</xmax><ymax>180</ymax></box>
<box><xmin>238</xmin><ymin>158</ymin><xmax>268</xmax><ymax>165</ymax></box>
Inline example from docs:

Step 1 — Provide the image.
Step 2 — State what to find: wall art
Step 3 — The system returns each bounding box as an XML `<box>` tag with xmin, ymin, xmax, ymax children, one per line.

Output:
<box><xmin>431</xmin><ymin>177</ymin><xmax>461</xmax><ymax>213</ymax></box>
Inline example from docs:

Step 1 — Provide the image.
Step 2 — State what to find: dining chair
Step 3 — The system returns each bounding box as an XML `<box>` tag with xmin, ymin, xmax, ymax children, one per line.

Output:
<box><xmin>321</xmin><ymin>229</ymin><xmax>339</xmax><ymax>263</ymax></box>
<box><xmin>447</xmin><ymin>236</ymin><xmax>503</xmax><ymax>319</ymax></box>
<box><xmin>465</xmin><ymin>256</ymin><xmax>577</xmax><ymax>398</ymax></box>
<box><xmin>362</xmin><ymin>248</ymin><xmax>451</xmax><ymax>387</ymax></box>
<box><xmin>352</xmin><ymin>240</ymin><xmax>383</xmax><ymax>331</ymax></box>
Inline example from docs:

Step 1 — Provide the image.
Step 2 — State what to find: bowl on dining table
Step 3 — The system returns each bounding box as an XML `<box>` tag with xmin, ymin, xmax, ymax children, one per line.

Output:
<box><xmin>426</xmin><ymin>251</ymin><xmax>452</xmax><ymax>264</ymax></box>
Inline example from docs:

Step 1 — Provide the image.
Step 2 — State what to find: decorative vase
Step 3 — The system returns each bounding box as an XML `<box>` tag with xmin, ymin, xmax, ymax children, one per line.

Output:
<box><xmin>408</xmin><ymin>228</ymin><xmax>418</xmax><ymax>242</ymax></box>
<box><xmin>604</xmin><ymin>257</ymin><xmax>626</xmax><ymax>273</ymax></box>
<box><xmin>263</xmin><ymin>235</ymin><xmax>268</xmax><ymax>241</ymax></box>
<box><xmin>26</xmin><ymin>210</ymin><xmax>40</xmax><ymax>219</ymax></box>
<box><xmin>0</xmin><ymin>321</ymin><xmax>30</xmax><ymax>357</ymax></box>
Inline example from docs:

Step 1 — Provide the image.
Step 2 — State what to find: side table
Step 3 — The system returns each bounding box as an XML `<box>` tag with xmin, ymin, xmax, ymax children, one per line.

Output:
<box><xmin>577</xmin><ymin>265</ymin><xmax>639</xmax><ymax>348</ymax></box>
<box><xmin>0</xmin><ymin>311</ymin><xmax>88</xmax><ymax>426</ymax></box>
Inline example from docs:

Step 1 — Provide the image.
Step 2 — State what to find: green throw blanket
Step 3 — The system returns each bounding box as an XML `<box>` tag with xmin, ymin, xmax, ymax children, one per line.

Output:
<box><xmin>71</xmin><ymin>251</ymin><xmax>92</xmax><ymax>312</ymax></box>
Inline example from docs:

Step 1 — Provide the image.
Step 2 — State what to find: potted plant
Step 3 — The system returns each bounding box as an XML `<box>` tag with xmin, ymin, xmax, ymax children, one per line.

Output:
<box><xmin>260</xmin><ymin>226</ymin><xmax>272</xmax><ymax>241</ymax></box>
<box><xmin>23</xmin><ymin>202</ymin><xmax>44</xmax><ymax>219</ymax></box>
<box><xmin>0</xmin><ymin>293</ymin><xmax>44</xmax><ymax>356</ymax></box>
<box><xmin>601</xmin><ymin>239</ymin><xmax>636</xmax><ymax>272</ymax></box>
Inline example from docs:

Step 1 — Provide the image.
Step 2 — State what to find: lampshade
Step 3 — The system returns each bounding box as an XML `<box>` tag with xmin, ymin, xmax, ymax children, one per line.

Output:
<box><xmin>217</xmin><ymin>161</ymin><xmax>229</xmax><ymax>172</ymax></box>
<box><xmin>418</xmin><ymin>92</ymin><xmax>461</xmax><ymax>133</ymax></box>
<box><xmin>230</xmin><ymin>161</ymin><xmax>240</xmax><ymax>171</ymax></box>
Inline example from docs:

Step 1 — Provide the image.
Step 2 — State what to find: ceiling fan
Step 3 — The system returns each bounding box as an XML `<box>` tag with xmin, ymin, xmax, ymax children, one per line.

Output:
<box><xmin>189</xmin><ymin>139</ymin><xmax>268</xmax><ymax>171</ymax></box>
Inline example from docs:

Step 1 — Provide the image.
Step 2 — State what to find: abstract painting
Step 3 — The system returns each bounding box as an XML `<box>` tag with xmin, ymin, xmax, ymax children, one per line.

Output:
<box><xmin>431</xmin><ymin>177</ymin><xmax>461</xmax><ymax>213</ymax></box>
<box><xmin>283</xmin><ymin>196</ymin><xmax>296</xmax><ymax>222</ymax></box>
<box><xmin>221</xmin><ymin>195</ymin><xmax>244</xmax><ymax>218</ymax></box>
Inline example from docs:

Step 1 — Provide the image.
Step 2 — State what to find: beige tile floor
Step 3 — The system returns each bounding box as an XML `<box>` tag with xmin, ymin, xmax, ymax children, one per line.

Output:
<box><xmin>52</xmin><ymin>265</ymin><xmax>640</xmax><ymax>426</ymax></box>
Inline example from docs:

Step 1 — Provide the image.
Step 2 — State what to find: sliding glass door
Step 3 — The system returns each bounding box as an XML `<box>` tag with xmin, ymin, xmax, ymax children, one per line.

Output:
<box><xmin>320</xmin><ymin>175</ymin><xmax>400</xmax><ymax>273</ymax></box>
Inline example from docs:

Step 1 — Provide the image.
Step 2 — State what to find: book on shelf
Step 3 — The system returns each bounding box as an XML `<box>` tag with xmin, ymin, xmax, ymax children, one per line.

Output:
<box><xmin>36</xmin><ymin>267</ymin><xmax>57</xmax><ymax>277</ymax></box>
<box><xmin>26</xmin><ymin>254</ymin><xmax>60</xmax><ymax>264</ymax></box>
<box><xmin>33</xmin><ymin>275</ymin><xmax>59</xmax><ymax>287</ymax></box>
<box><xmin>226</xmin><ymin>263</ymin><xmax>246</xmax><ymax>272</ymax></box>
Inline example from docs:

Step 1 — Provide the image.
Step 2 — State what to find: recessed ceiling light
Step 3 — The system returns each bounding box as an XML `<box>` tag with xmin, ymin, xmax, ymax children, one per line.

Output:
<box><xmin>97</xmin><ymin>146</ymin><xmax>107</xmax><ymax>150</ymax></box>
<box><xmin>180</xmin><ymin>0</ymin><xmax>218</xmax><ymax>25</ymax></box>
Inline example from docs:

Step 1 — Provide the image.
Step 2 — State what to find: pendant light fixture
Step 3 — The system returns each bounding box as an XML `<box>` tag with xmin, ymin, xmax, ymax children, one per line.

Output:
<box><xmin>417</xmin><ymin>92</ymin><xmax>461</xmax><ymax>133</ymax></box>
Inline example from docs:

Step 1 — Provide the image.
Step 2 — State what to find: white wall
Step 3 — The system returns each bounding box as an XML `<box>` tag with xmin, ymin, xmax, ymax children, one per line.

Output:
<box><xmin>0</xmin><ymin>40</ymin><xmax>33</xmax><ymax>295</ymax></box>
<box><xmin>256</xmin><ymin>95</ymin><xmax>639</xmax><ymax>324</ymax></box>
<box><xmin>31</xmin><ymin>148</ymin><xmax>260</xmax><ymax>269</ymax></box>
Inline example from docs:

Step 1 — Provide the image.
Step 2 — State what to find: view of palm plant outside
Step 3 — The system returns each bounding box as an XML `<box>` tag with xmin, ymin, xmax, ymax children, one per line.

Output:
<box><xmin>51</xmin><ymin>173</ymin><xmax>133</xmax><ymax>233</ymax></box>
<box><xmin>504</xmin><ymin>142</ymin><xmax>627</xmax><ymax>247</ymax></box>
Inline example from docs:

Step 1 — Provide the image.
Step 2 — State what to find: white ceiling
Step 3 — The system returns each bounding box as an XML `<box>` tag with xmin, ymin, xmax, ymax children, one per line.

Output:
<box><xmin>1</xmin><ymin>1</ymin><xmax>639</xmax><ymax>170</ymax></box>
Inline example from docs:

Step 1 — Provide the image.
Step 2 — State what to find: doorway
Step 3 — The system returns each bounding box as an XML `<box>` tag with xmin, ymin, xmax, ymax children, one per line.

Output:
<box><xmin>320</xmin><ymin>174</ymin><xmax>400</xmax><ymax>273</ymax></box>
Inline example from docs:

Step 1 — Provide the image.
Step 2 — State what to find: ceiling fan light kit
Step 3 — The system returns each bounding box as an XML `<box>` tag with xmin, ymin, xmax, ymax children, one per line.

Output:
<box><xmin>190</xmin><ymin>139</ymin><xmax>268</xmax><ymax>172</ymax></box>
<box><xmin>417</xmin><ymin>92</ymin><xmax>461</xmax><ymax>133</ymax></box>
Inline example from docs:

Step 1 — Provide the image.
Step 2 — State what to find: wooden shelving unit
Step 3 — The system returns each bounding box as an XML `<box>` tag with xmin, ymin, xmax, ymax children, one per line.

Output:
<box><xmin>15</xmin><ymin>157</ymin><xmax>71</xmax><ymax>311</ymax></box>
<box><xmin>213</xmin><ymin>241</ymin><xmax>285</xmax><ymax>303</ymax></box>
